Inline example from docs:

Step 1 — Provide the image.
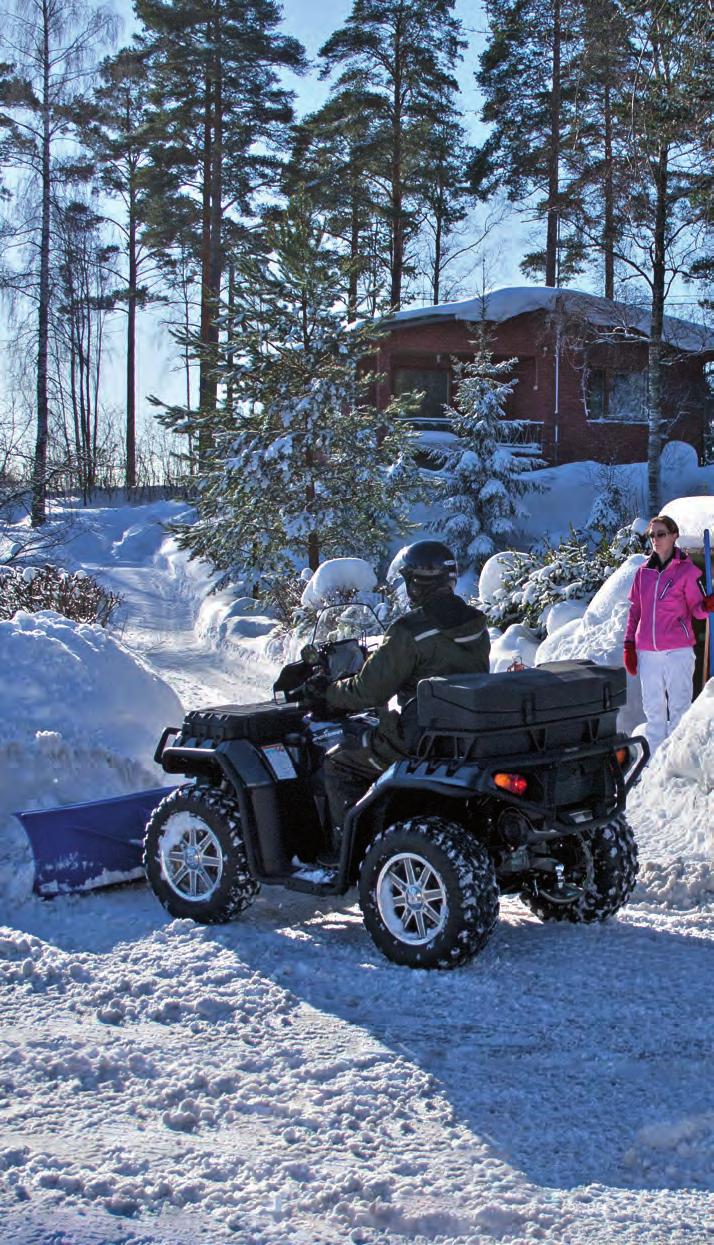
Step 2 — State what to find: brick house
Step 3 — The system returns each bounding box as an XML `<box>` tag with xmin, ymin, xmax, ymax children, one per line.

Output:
<box><xmin>372</xmin><ymin>287</ymin><xmax>713</xmax><ymax>465</ymax></box>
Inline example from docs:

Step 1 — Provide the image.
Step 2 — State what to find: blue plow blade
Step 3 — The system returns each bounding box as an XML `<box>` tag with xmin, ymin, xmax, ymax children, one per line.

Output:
<box><xmin>15</xmin><ymin>786</ymin><xmax>176</xmax><ymax>897</ymax></box>
<box><xmin>704</xmin><ymin>529</ymin><xmax>714</xmax><ymax>680</ymax></box>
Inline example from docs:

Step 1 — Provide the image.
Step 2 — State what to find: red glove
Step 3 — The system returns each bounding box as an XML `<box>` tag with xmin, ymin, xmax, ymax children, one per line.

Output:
<box><xmin>702</xmin><ymin>592</ymin><xmax>714</xmax><ymax>613</ymax></box>
<box><xmin>623</xmin><ymin>642</ymin><xmax>638</xmax><ymax>676</ymax></box>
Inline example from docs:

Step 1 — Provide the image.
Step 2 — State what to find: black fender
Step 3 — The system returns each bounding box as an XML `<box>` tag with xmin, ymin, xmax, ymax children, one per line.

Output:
<box><xmin>341</xmin><ymin>760</ymin><xmax>476</xmax><ymax>882</ymax></box>
<box><xmin>160</xmin><ymin>737</ymin><xmax>289</xmax><ymax>877</ymax></box>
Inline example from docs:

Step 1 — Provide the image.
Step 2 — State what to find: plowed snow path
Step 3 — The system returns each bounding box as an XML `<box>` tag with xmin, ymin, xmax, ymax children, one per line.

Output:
<box><xmin>2</xmin><ymin>503</ymin><xmax>713</xmax><ymax>1245</ymax></box>
<box><xmin>2</xmin><ymin>888</ymin><xmax>713</xmax><ymax>1245</ymax></box>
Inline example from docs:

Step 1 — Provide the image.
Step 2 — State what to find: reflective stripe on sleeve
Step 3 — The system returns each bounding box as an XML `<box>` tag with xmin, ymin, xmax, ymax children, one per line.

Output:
<box><xmin>414</xmin><ymin>626</ymin><xmax>486</xmax><ymax>644</ymax></box>
<box><xmin>453</xmin><ymin>629</ymin><xmax>486</xmax><ymax>643</ymax></box>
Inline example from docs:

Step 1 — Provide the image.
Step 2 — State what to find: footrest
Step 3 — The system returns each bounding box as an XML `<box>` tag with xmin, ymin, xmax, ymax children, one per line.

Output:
<box><xmin>282</xmin><ymin>864</ymin><xmax>340</xmax><ymax>894</ymax></box>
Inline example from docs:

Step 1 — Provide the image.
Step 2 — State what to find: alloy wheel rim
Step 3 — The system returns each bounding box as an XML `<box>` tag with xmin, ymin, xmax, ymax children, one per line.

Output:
<box><xmin>159</xmin><ymin>812</ymin><xmax>224</xmax><ymax>902</ymax></box>
<box><xmin>376</xmin><ymin>851</ymin><xmax>449</xmax><ymax>944</ymax></box>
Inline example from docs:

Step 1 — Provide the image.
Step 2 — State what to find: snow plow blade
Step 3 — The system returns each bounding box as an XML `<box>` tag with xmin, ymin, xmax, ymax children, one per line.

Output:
<box><xmin>16</xmin><ymin>786</ymin><xmax>175</xmax><ymax>897</ymax></box>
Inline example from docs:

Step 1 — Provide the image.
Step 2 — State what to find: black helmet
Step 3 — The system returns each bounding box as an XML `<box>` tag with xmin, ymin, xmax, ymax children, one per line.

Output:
<box><xmin>389</xmin><ymin>539</ymin><xmax>458</xmax><ymax>604</ymax></box>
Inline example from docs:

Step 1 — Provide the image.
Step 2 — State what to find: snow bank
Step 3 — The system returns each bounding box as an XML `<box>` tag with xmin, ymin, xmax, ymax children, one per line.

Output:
<box><xmin>478</xmin><ymin>551</ymin><xmax>520</xmax><ymax>604</ymax></box>
<box><xmin>195</xmin><ymin>591</ymin><xmax>276</xmax><ymax>643</ymax></box>
<box><xmin>490</xmin><ymin>624</ymin><xmax>541</xmax><ymax>672</ymax></box>
<box><xmin>301</xmin><ymin>558</ymin><xmax>378</xmax><ymax>608</ymax></box>
<box><xmin>515</xmin><ymin>448</ymin><xmax>714</xmax><ymax>547</ymax></box>
<box><xmin>628</xmin><ymin>680</ymin><xmax>714</xmax><ymax>862</ymax></box>
<box><xmin>661</xmin><ymin>493</ymin><xmax>714</xmax><ymax>551</ymax></box>
<box><xmin>543</xmin><ymin>599</ymin><xmax>589</xmax><ymax>634</ymax></box>
<box><xmin>535</xmin><ymin>554</ymin><xmax>646</xmax><ymax>731</ymax></box>
<box><xmin>0</xmin><ymin>611</ymin><xmax>182</xmax><ymax>906</ymax></box>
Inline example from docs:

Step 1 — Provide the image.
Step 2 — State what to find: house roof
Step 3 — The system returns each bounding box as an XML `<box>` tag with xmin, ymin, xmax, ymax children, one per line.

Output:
<box><xmin>387</xmin><ymin>286</ymin><xmax>713</xmax><ymax>354</ymax></box>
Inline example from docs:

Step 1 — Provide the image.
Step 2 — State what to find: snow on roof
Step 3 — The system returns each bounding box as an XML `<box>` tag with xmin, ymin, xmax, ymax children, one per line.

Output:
<box><xmin>389</xmin><ymin>286</ymin><xmax>713</xmax><ymax>354</ymax></box>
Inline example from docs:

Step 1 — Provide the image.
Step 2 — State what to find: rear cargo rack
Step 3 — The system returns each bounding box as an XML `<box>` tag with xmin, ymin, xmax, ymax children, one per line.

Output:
<box><xmin>416</xmin><ymin>711</ymin><xmax>615</xmax><ymax>766</ymax></box>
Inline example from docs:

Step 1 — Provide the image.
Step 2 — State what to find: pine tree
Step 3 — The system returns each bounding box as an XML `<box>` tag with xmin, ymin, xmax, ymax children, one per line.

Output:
<box><xmin>134</xmin><ymin>0</ymin><xmax>306</xmax><ymax>455</ymax></box>
<box><xmin>436</xmin><ymin>334</ymin><xmax>542</xmax><ymax>569</ymax></box>
<box><xmin>566</xmin><ymin>0</ymin><xmax>632</xmax><ymax>300</ymax></box>
<box><xmin>163</xmin><ymin>197</ymin><xmax>425</xmax><ymax>590</ymax></box>
<box><xmin>82</xmin><ymin>48</ymin><xmax>161</xmax><ymax>489</ymax></box>
<box><xmin>284</xmin><ymin>93</ymin><xmax>386</xmax><ymax>316</ymax></box>
<box><xmin>318</xmin><ymin>0</ymin><xmax>466</xmax><ymax>310</ymax></box>
<box><xmin>611</xmin><ymin>0</ymin><xmax>711</xmax><ymax>515</ymax></box>
<box><xmin>411</xmin><ymin>111</ymin><xmax>476</xmax><ymax>304</ymax></box>
<box><xmin>475</xmin><ymin>0</ymin><xmax>584</xmax><ymax>286</ymax></box>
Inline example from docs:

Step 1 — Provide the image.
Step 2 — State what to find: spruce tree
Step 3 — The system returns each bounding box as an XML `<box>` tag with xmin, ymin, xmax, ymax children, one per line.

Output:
<box><xmin>436</xmin><ymin>334</ymin><xmax>542</xmax><ymax>569</ymax></box>
<box><xmin>163</xmin><ymin>197</ymin><xmax>425</xmax><ymax>590</ymax></box>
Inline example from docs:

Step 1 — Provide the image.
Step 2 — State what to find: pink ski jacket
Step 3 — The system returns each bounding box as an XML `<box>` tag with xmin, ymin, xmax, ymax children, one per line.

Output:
<box><xmin>625</xmin><ymin>548</ymin><xmax>708</xmax><ymax>652</ymax></box>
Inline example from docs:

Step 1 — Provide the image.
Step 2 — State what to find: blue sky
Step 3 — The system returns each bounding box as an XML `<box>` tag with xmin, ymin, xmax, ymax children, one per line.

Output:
<box><xmin>278</xmin><ymin>0</ymin><xmax>487</xmax><ymax>134</ymax></box>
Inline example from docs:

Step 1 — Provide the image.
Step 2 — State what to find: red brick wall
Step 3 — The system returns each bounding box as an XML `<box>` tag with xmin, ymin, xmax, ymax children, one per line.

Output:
<box><xmin>372</xmin><ymin>312</ymin><xmax>706</xmax><ymax>465</ymax></box>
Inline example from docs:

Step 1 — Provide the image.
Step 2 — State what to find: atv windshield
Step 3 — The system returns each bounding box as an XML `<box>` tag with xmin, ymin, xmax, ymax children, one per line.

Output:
<box><xmin>306</xmin><ymin>601</ymin><xmax>385</xmax><ymax>650</ymax></box>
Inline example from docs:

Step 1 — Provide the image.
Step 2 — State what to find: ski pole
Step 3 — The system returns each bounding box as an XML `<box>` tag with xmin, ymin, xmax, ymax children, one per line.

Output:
<box><xmin>704</xmin><ymin>528</ymin><xmax>713</xmax><ymax>681</ymax></box>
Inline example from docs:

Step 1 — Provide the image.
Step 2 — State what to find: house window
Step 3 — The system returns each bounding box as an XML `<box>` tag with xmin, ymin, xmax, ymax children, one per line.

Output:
<box><xmin>393</xmin><ymin>367</ymin><xmax>449</xmax><ymax>424</ymax></box>
<box><xmin>587</xmin><ymin>369</ymin><xmax>648</xmax><ymax>422</ymax></box>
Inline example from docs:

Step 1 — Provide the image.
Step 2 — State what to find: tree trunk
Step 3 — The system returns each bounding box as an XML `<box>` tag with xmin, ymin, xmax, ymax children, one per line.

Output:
<box><xmin>126</xmin><ymin>188</ymin><xmax>137</xmax><ymax>488</ymax></box>
<box><xmin>432</xmin><ymin>179</ymin><xmax>444</xmax><ymax>304</ymax></box>
<box><xmin>390</xmin><ymin>126</ymin><xmax>403</xmax><ymax>309</ymax></box>
<box><xmin>647</xmin><ymin>144</ymin><xmax>668</xmax><ymax>517</ymax></box>
<box><xmin>31</xmin><ymin>0</ymin><xmax>52</xmax><ymax>527</ymax></box>
<box><xmin>198</xmin><ymin>62</ymin><xmax>214</xmax><ymax>463</ymax></box>
<box><xmin>348</xmin><ymin>173</ymin><xmax>360</xmax><ymax>317</ymax></box>
<box><xmin>390</xmin><ymin>12</ymin><xmax>404</xmax><ymax>309</ymax></box>
<box><xmin>545</xmin><ymin>0</ymin><xmax>561</xmax><ymax>287</ymax></box>
<box><xmin>197</xmin><ymin>12</ymin><xmax>223</xmax><ymax>461</ymax></box>
<box><xmin>602</xmin><ymin>75</ymin><xmax>614</xmax><ymax>301</ymax></box>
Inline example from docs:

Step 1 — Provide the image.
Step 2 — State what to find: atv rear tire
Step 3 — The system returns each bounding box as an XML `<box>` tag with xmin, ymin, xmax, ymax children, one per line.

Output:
<box><xmin>359</xmin><ymin>817</ymin><xmax>499</xmax><ymax>970</ymax></box>
<box><xmin>144</xmin><ymin>784</ymin><xmax>259</xmax><ymax>923</ymax></box>
<box><xmin>520</xmin><ymin>815</ymin><xmax>638</xmax><ymax>923</ymax></box>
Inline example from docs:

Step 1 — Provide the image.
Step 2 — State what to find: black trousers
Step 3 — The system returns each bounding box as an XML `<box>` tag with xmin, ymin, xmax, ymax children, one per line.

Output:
<box><xmin>323</xmin><ymin>741</ymin><xmax>387</xmax><ymax>835</ymax></box>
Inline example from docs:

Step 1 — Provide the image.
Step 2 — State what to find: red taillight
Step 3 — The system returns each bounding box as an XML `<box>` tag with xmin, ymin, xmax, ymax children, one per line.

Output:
<box><xmin>615</xmin><ymin>747</ymin><xmax>629</xmax><ymax>767</ymax></box>
<box><xmin>493</xmin><ymin>772</ymin><xmax>528</xmax><ymax>796</ymax></box>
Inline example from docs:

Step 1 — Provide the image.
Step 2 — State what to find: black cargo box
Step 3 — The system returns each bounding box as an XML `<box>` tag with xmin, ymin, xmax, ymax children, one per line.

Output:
<box><xmin>416</xmin><ymin>660</ymin><xmax>626</xmax><ymax>758</ymax></box>
<box><xmin>181</xmin><ymin>701</ymin><xmax>306</xmax><ymax>745</ymax></box>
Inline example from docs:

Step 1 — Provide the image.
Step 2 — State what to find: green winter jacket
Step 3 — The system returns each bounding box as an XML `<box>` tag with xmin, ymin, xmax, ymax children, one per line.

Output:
<box><xmin>325</xmin><ymin>590</ymin><xmax>490</xmax><ymax>764</ymax></box>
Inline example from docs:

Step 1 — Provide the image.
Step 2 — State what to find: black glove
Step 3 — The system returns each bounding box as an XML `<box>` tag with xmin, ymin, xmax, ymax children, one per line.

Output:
<box><xmin>290</xmin><ymin>671</ymin><xmax>330</xmax><ymax>708</ymax></box>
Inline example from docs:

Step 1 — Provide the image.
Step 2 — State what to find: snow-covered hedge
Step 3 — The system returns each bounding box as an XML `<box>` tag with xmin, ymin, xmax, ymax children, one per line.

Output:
<box><xmin>0</xmin><ymin>564</ymin><xmax>121</xmax><ymax>626</ymax></box>
<box><xmin>478</xmin><ymin>524</ymin><xmax>644</xmax><ymax>634</ymax></box>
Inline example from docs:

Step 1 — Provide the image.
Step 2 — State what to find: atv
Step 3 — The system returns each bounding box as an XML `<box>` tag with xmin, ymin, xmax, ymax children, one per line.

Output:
<box><xmin>144</xmin><ymin>608</ymin><xmax>648</xmax><ymax>969</ymax></box>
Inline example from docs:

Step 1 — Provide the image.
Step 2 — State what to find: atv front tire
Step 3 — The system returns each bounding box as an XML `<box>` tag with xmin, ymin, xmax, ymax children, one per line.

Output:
<box><xmin>359</xmin><ymin>817</ymin><xmax>499</xmax><ymax>970</ymax></box>
<box><xmin>144</xmin><ymin>784</ymin><xmax>259</xmax><ymax>923</ymax></box>
<box><xmin>520</xmin><ymin>815</ymin><xmax>638</xmax><ymax>923</ymax></box>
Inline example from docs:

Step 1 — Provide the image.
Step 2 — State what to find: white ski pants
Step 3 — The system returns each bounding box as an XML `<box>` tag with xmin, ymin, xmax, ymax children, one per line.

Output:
<box><xmin>638</xmin><ymin>647</ymin><xmax>695</xmax><ymax>754</ymax></box>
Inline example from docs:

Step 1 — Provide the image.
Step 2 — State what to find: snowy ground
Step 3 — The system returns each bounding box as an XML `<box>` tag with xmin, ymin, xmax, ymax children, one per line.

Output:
<box><xmin>1</xmin><ymin>489</ymin><xmax>713</xmax><ymax>1245</ymax></box>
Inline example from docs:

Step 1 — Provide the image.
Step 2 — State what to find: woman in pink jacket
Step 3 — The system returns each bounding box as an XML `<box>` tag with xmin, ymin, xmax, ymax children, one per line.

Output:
<box><xmin>624</xmin><ymin>514</ymin><xmax>714</xmax><ymax>752</ymax></box>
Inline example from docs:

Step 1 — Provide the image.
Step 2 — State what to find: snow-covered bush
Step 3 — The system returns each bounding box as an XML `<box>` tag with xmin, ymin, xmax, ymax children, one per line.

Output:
<box><xmin>0</xmin><ymin>564</ymin><xmax>121</xmax><ymax>626</ymax></box>
<box><xmin>479</xmin><ymin>523</ymin><xmax>643</xmax><ymax>635</ymax></box>
<box><xmin>286</xmin><ymin>557</ymin><xmax>389</xmax><ymax>648</ymax></box>
<box><xmin>300</xmin><ymin>558</ymin><xmax>377</xmax><ymax>609</ymax></box>
<box><xmin>586</xmin><ymin>463</ymin><xmax>640</xmax><ymax>531</ymax></box>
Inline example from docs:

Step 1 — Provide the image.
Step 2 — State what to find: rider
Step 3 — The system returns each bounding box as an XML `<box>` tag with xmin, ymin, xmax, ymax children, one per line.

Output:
<box><xmin>301</xmin><ymin>540</ymin><xmax>490</xmax><ymax>853</ymax></box>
